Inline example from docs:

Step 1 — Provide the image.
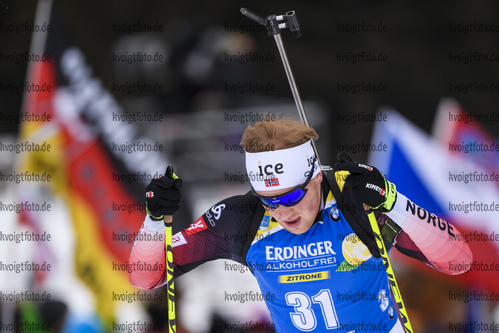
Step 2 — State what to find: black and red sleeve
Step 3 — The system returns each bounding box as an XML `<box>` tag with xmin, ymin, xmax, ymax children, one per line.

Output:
<box><xmin>129</xmin><ymin>191</ymin><xmax>260</xmax><ymax>290</ymax></box>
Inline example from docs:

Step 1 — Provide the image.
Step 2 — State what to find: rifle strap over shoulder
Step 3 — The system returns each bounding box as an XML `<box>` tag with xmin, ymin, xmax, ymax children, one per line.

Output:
<box><xmin>323</xmin><ymin>168</ymin><xmax>382</xmax><ymax>257</ymax></box>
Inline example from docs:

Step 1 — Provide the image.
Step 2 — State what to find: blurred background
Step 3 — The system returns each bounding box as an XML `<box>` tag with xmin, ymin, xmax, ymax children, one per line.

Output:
<box><xmin>0</xmin><ymin>0</ymin><xmax>498</xmax><ymax>332</ymax></box>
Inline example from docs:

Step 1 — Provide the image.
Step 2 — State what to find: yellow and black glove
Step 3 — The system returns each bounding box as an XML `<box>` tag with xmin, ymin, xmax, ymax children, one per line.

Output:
<box><xmin>334</xmin><ymin>162</ymin><xmax>396</xmax><ymax>213</ymax></box>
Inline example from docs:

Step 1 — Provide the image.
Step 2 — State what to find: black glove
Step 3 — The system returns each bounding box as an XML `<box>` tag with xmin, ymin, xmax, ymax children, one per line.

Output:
<box><xmin>145</xmin><ymin>166</ymin><xmax>182</xmax><ymax>221</ymax></box>
<box><xmin>334</xmin><ymin>161</ymin><xmax>396</xmax><ymax>213</ymax></box>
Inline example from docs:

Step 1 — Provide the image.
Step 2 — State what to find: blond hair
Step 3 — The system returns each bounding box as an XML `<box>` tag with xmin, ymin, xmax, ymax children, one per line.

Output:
<box><xmin>240</xmin><ymin>116</ymin><xmax>318</xmax><ymax>153</ymax></box>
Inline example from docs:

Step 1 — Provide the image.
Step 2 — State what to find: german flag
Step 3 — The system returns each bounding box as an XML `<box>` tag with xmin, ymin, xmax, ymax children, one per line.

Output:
<box><xmin>17</xmin><ymin>0</ymin><xmax>172</xmax><ymax>329</ymax></box>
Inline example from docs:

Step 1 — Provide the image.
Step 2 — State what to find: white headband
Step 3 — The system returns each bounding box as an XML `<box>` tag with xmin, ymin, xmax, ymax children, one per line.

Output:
<box><xmin>245</xmin><ymin>140</ymin><xmax>320</xmax><ymax>191</ymax></box>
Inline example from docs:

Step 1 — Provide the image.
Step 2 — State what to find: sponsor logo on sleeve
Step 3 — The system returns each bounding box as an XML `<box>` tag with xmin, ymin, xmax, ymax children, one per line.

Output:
<box><xmin>186</xmin><ymin>217</ymin><xmax>208</xmax><ymax>235</ymax></box>
<box><xmin>172</xmin><ymin>231</ymin><xmax>187</xmax><ymax>247</ymax></box>
<box><xmin>211</xmin><ymin>204</ymin><xmax>226</xmax><ymax>220</ymax></box>
<box><xmin>205</xmin><ymin>204</ymin><xmax>226</xmax><ymax>227</ymax></box>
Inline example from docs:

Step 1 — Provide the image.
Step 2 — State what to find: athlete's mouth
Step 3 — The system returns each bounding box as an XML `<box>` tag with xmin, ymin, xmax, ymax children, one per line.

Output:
<box><xmin>284</xmin><ymin>217</ymin><xmax>300</xmax><ymax>225</ymax></box>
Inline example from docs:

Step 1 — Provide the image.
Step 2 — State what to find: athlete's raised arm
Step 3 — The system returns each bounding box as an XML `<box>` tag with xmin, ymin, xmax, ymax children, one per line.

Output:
<box><xmin>336</xmin><ymin>161</ymin><xmax>473</xmax><ymax>274</ymax></box>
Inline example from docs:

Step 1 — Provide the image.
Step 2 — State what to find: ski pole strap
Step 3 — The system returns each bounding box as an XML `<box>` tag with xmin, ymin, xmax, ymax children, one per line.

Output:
<box><xmin>368</xmin><ymin>212</ymin><xmax>413</xmax><ymax>332</ymax></box>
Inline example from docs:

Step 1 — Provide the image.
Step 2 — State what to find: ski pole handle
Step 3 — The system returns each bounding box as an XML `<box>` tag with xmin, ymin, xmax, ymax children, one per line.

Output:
<box><xmin>164</xmin><ymin>167</ymin><xmax>178</xmax><ymax>223</ymax></box>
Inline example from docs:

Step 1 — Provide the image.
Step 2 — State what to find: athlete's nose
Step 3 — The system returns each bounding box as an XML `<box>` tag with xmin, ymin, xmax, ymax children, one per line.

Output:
<box><xmin>276</xmin><ymin>205</ymin><xmax>297</xmax><ymax>221</ymax></box>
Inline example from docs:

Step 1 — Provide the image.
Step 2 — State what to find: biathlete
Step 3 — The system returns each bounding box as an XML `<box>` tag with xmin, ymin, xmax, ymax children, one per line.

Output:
<box><xmin>129</xmin><ymin>117</ymin><xmax>472</xmax><ymax>332</ymax></box>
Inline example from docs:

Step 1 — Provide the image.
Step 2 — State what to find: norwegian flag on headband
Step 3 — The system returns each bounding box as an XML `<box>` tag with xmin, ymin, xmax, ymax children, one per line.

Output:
<box><xmin>264</xmin><ymin>177</ymin><xmax>280</xmax><ymax>187</ymax></box>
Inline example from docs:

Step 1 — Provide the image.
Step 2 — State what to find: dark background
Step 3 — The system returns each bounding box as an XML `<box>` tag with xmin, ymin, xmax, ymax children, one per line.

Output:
<box><xmin>2</xmin><ymin>1</ymin><xmax>499</xmax><ymax>153</ymax></box>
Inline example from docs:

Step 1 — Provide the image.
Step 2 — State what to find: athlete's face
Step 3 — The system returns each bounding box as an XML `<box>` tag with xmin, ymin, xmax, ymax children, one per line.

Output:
<box><xmin>255</xmin><ymin>172</ymin><xmax>323</xmax><ymax>235</ymax></box>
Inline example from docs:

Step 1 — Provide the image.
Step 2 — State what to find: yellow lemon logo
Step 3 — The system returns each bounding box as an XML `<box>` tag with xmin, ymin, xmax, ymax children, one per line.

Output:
<box><xmin>340</xmin><ymin>233</ymin><xmax>372</xmax><ymax>268</ymax></box>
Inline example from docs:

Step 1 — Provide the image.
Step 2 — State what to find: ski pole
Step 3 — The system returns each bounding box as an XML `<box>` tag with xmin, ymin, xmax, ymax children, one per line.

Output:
<box><xmin>240</xmin><ymin>8</ymin><xmax>413</xmax><ymax>332</ymax></box>
<box><xmin>164</xmin><ymin>166</ymin><xmax>177</xmax><ymax>333</ymax></box>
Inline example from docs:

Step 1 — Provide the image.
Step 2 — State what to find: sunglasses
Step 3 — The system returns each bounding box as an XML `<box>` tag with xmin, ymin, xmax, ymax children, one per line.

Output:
<box><xmin>251</xmin><ymin>159</ymin><xmax>316</xmax><ymax>209</ymax></box>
